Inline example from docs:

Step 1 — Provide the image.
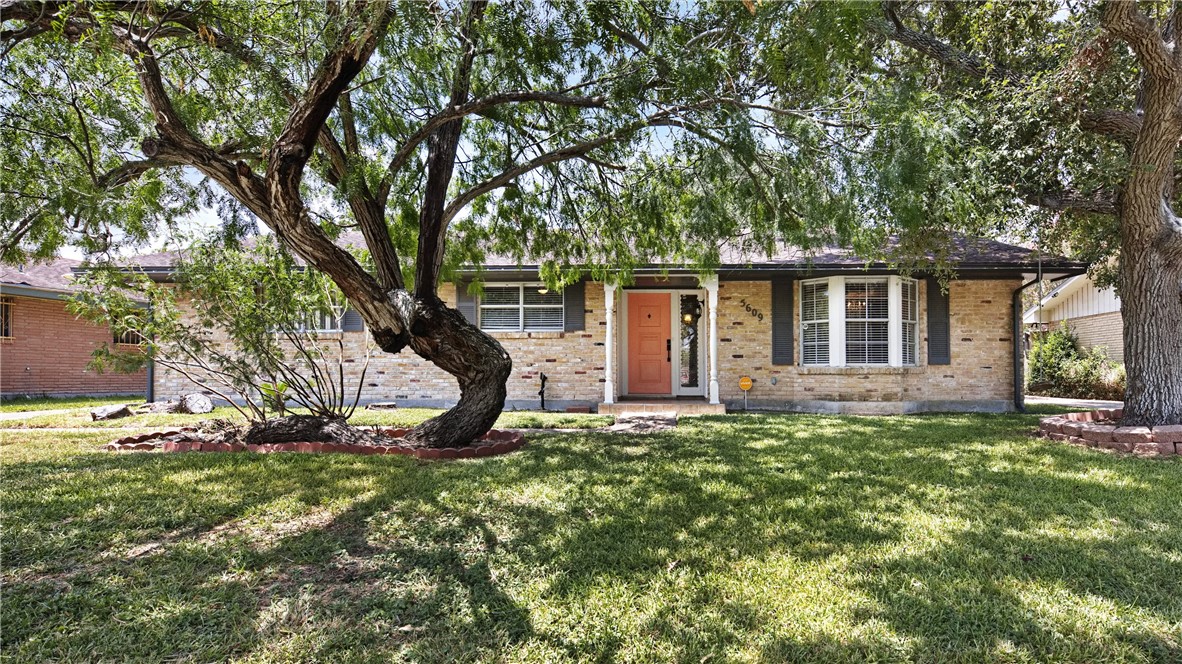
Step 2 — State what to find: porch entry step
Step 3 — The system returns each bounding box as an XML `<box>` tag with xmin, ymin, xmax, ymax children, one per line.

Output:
<box><xmin>598</xmin><ymin>401</ymin><xmax>726</xmax><ymax>416</ymax></box>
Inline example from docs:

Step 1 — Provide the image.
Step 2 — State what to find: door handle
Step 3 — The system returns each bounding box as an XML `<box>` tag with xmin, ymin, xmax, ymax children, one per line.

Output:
<box><xmin>666</xmin><ymin>338</ymin><xmax>671</xmax><ymax>362</ymax></box>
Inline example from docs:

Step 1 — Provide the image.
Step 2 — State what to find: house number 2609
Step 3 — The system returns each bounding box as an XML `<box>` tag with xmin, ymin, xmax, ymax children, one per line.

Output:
<box><xmin>739</xmin><ymin>298</ymin><xmax>765</xmax><ymax>322</ymax></box>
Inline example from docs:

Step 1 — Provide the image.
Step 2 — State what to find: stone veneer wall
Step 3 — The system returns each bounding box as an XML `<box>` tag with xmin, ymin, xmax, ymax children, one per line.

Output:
<box><xmin>1064</xmin><ymin>311</ymin><xmax>1124</xmax><ymax>364</ymax></box>
<box><xmin>154</xmin><ymin>282</ymin><xmax>608</xmax><ymax>409</ymax></box>
<box><xmin>714</xmin><ymin>279</ymin><xmax>1018</xmax><ymax>412</ymax></box>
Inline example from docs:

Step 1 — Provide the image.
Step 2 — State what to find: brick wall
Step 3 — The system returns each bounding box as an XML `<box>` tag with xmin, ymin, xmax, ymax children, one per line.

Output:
<box><xmin>155</xmin><ymin>282</ymin><xmax>608</xmax><ymax>408</ymax></box>
<box><xmin>153</xmin><ymin>277</ymin><xmax>1018</xmax><ymax>412</ymax></box>
<box><xmin>714</xmin><ymin>279</ymin><xmax>1017</xmax><ymax>411</ymax></box>
<box><xmin>1066</xmin><ymin>311</ymin><xmax>1124</xmax><ymax>363</ymax></box>
<box><xmin>0</xmin><ymin>295</ymin><xmax>147</xmax><ymax>397</ymax></box>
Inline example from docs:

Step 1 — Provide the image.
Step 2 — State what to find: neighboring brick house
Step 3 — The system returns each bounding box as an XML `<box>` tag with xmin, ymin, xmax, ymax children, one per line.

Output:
<box><xmin>1022</xmin><ymin>275</ymin><xmax>1123</xmax><ymax>363</ymax></box>
<box><xmin>0</xmin><ymin>258</ymin><xmax>148</xmax><ymax>398</ymax></box>
<box><xmin>134</xmin><ymin>235</ymin><xmax>1084</xmax><ymax>414</ymax></box>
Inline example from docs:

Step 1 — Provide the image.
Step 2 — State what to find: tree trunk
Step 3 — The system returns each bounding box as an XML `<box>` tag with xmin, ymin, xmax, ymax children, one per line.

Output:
<box><xmin>392</xmin><ymin>291</ymin><xmax>513</xmax><ymax>448</ymax></box>
<box><xmin>1113</xmin><ymin>66</ymin><xmax>1182</xmax><ymax>427</ymax></box>
<box><xmin>1119</xmin><ymin>237</ymin><xmax>1182</xmax><ymax>426</ymax></box>
<box><xmin>235</xmin><ymin>415</ymin><xmax>382</xmax><ymax>446</ymax></box>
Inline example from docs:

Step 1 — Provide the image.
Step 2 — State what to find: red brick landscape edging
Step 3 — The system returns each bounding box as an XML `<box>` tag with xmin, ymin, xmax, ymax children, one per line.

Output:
<box><xmin>102</xmin><ymin>427</ymin><xmax>526</xmax><ymax>459</ymax></box>
<box><xmin>1039</xmin><ymin>409</ymin><xmax>1181</xmax><ymax>457</ymax></box>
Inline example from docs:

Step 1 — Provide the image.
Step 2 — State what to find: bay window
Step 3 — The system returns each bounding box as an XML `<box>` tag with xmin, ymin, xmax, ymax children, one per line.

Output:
<box><xmin>800</xmin><ymin>276</ymin><xmax>919</xmax><ymax>367</ymax></box>
<box><xmin>479</xmin><ymin>284</ymin><xmax>564</xmax><ymax>332</ymax></box>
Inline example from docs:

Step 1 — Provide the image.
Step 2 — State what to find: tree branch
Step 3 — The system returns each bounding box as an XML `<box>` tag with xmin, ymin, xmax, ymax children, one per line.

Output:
<box><xmin>1080</xmin><ymin>108</ymin><xmax>1144</xmax><ymax>142</ymax></box>
<box><xmin>1024</xmin><ymin>189</ymin><xmax>1118</xmax><ymax>216</ymax></box>
<box><xmin>262</xmin><ymin>2</ymin><xmax>408</xmax><ymax>346</ymax></box>
<box><xmin>1101</xmin><ymin>1</ymin><xmax>1178</xmax><ymax>82</ymax></box>
<box><xmin>413</xmin><ymin>0</ymin><xmax>487</xmax><ymax>299</ymax></box>
<box><xmin>875</xmin><ymin>2</ymin><xmax>1020</xmax><ymax>82</ymax></box>
<box><xmin>376</xmin><ymin>89</ymin><xmax>607</xmax><ymax>202</ymax></box>
<box><xmin>604</xmin><ymin>20</ymin><xmax>650</xmax><ymax>54</ymax></box>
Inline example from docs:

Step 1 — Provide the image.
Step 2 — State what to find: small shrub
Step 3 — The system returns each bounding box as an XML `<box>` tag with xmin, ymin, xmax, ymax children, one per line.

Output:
<box><xmin>1027</xmin><ymin>324</ymin><xmax>1125</xmax><ymax>400</ymax></box>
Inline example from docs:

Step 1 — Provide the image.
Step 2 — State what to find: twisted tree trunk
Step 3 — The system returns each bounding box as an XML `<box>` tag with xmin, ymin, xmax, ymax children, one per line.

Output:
<box><xmin>389</xmin><ymin>291</ymin><xmax>513</xmax><ymax>447</ymax></box>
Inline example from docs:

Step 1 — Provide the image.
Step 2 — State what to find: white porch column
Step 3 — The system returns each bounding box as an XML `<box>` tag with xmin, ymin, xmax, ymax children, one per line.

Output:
<box><xmin>704</xmin><ymin>275</ymin><xmax>720</xmax><ymax>404</ymax></box>
<box><xmin>603</xmin><ymin>282</ymin><xmax>616</xmax><ymax>404</ymax></box>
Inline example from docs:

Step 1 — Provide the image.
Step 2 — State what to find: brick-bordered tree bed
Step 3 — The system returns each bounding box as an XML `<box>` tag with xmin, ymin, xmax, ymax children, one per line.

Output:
<box><xmin>1039</xmin><ymin>409</ymin><xmax>1181</xmax><ymax>457</ymax></box>
<box><xmin>103</xmin><ymin>427</ymin><xmax>526</xmax><ymax>460</ymax></box>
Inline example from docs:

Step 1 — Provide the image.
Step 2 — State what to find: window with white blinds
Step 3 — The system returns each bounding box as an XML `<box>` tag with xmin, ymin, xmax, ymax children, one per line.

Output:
<box><xmin>799</xmin><ymin>276</ymin><xmax>920</xmax><ymax>367</ymax></box>
<box><xmin>479</xmin><ymin>284</ymin><xmax>564</xmax><ymax>332</ymax></box>
<box><xmin>845</xmin><ymin>279</ymin><xmax>890</xmax><ymax>365</ymax></box>
<box><xmin>901</xmin><ymin>278</ymin><xmax>918</xmax><ymax>366</ymax></box>
<box><xmin>800</xmin><ymin>280</ymin><xmax>830</xmax><ymax>365</ymax></box>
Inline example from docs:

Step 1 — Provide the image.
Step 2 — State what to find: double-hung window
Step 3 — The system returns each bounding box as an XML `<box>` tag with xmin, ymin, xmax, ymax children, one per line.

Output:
<box><xmin>800</xmin><ymin>281</ymin><xmax>830</xmax><ymax>365</ymax></box>
<box><xmin>844</xmin><ymin>279</ymin><xmax>890</xmax><ymax>365</ymax></box>
<box><xmin>800</xmin><ymin>276</ymin><xmax>919</xmax><ymax>367</ymax></box>
<box><xmin>479</xmin><ymin>284</ymin><xmax>564</xmax><ymax>332</ymax></box>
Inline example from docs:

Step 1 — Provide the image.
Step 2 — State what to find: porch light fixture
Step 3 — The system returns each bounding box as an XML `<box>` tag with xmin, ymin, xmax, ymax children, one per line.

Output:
<box><xmin>537</xmin><ymin>287</ymin><xmax>549</xmax><ymax>294</ymax></box>
<box><xmin>683</xmin><ymin>312</ymin><xmax>694</xmax><ymax>324</ymax></box>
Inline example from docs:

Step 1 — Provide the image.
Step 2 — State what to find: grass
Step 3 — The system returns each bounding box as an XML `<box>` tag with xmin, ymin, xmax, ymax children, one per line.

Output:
<box><xmin>0</xmin><ymin>394</ymin><xmax>142</xmax><ymax>413</ymax></box>
<box><xmin>0</xmin><ymin>406</ymin><xmax>612</xmax><ymax>430</ymax></box>
<box><xmin>2</xmin><ymin>413</ymin><xmax>1180</xmax><ymax>663</ymax></box>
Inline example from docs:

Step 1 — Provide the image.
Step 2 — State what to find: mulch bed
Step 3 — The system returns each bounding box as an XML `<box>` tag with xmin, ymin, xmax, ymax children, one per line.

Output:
<box><xmin>1039</xmin><ymin>408</ymin><xmax>1181</xmax><ymax>457</ymax></box>
<box><xmin>103</xmin><ymin>427</ymin><xmax>526</xmax><ymax>460</ymax></box>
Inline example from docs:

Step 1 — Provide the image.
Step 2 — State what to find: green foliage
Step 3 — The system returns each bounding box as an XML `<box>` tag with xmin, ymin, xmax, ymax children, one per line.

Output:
<box><xmin>1028</xmin><ymin>324</ymin><xmax>1125</xmax><ymax>400</ymax></box>
<box><xmin>70</xmin><ymin>238</ymin><xmax>370</xmax><ymax>421</ymax></box>
<box><xmin>1</xmin><ymin>0</ymin><xmax>932</xmax><ymax>288</ymax></box>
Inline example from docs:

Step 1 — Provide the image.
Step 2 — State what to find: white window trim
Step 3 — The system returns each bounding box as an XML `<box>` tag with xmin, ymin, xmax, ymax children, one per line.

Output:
<box><xmin>801</xmin><ymin>276</ymin><xmax>919</xmax><ymax>368</ymax></box>
<box><xmin>478</xmin><ymin>283</ymin><xmax>564</xmax><ymax>332</ymax></box>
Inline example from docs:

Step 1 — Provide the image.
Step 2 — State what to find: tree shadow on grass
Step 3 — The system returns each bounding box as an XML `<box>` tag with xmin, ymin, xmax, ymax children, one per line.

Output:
<box><xmin>2</xmin><ymin>413</ymin><xmax>1181</xmax><ymax>662</ymax></box>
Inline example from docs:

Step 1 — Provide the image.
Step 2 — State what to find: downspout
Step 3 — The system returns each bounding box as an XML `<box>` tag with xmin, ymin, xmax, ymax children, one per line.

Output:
<box><xmin>1012</xmin><ymin>277</ymin><xmax>1040</xmax><ymax>413</ymax></box>
<box><xmin>145</xmin><ymin>302</ymin><xmax>155</xmax><ymax>403</ymax></box>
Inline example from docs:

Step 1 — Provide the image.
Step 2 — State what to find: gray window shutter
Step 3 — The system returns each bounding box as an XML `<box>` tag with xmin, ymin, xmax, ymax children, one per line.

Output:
<box><xmin>340</xmin><ymin>309</ymin><xmax>364</xmax><ymax>332</ymax></box>
<box><xmin>456</xmin><ymin>282</ymin><xmax>477</xmax><ymax>324</ymax></box>
<box><xmin>926</xmin><ymin>277</ymin><xmax>951</xmax><ymax>365</ymax></box>
<box><xmin>771</xmin><ymin>276</ymin><xmax>794</xmax><ymax>365</ymax></box>
<box><xmin>563</xmin><ymin>280</ymin><xmax>585</xmax><ymax>332</ymax></box>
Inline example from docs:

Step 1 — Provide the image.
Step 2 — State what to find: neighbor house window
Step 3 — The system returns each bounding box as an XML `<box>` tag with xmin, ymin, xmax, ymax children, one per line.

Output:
<box><xmin>479</xmin><ymin>284</ymin><xmax>563</xmax><ymax>332</ymax></box>
<box><xmin>113</xmin><ymin>328</ymin><xmax>145</xmax><ymax>346</ymax></box>
<box><xmin>0</xmin><ymin>297</ymin><xmax>11</xmax><ymax>338</ymax></box>
<box><xmin>800</xmin><ymin>276</ymin><xmax>919</xmax><ymax>367</ymax></box>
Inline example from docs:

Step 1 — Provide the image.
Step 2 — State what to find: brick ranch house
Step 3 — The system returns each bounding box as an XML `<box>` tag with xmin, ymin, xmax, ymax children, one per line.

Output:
<box><xmin>132</xmin><ymin>236</ymin><xmax>1084</xmax><ymax>414</ymax></box>
<box><xmin>0</xmin><ymin>257</ymin><xmax>147</xmax><ymax>398</ymax></box>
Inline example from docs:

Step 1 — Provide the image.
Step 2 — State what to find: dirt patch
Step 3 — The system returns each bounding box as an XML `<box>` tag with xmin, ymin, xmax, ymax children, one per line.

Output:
<box><xmin>602</xmin><ymin>415</ymin><xmax>678</xmax><ymax>434</ymax></box>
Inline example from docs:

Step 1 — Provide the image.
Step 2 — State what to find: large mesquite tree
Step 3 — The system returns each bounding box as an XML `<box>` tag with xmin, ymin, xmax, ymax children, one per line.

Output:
<box><xmin>1</xmin><ymin>1</ymin><xmax>863</xmax><ymax>446</ymax></box>
<box><xmin>755</xmin><ymin>1</ymin><xmax>1182</xmax><ymax>425</ymax></box>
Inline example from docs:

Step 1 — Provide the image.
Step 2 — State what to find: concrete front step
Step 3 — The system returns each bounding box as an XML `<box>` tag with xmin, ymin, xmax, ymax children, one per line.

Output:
<box><xmin>598</xmin><ymin>401</ymin><xmax>726</xmax><ymax>416</ymax></box>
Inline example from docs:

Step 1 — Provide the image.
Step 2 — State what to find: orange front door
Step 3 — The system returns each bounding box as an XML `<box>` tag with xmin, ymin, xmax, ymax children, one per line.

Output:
<box><xmin>627</xmin><ymin>292</ymin><xmax>671</xmax><ymax>395</ymax></box>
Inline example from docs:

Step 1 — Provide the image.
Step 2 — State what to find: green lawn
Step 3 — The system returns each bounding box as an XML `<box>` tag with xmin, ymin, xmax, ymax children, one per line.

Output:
<box><xmin>2</xmin><ymin>413</ymin><xmax>1179</xmax><ymax>662</ymax></box>
<box><xmin>1</xmin><ymin>405</ymin><xmax>611</xmax><ymax>430</ymax></box>
<box><xmin>0</xmin><ymin>394</ymin><xmax>143</xmax><ymax>413</ymax></box>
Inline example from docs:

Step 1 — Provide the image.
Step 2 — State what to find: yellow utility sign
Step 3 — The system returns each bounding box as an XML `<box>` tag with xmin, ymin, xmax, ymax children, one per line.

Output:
<box><xmin>738</xmin><ymin>376</ymin><xmax>753</xmax><ymax>391</ymax></box>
